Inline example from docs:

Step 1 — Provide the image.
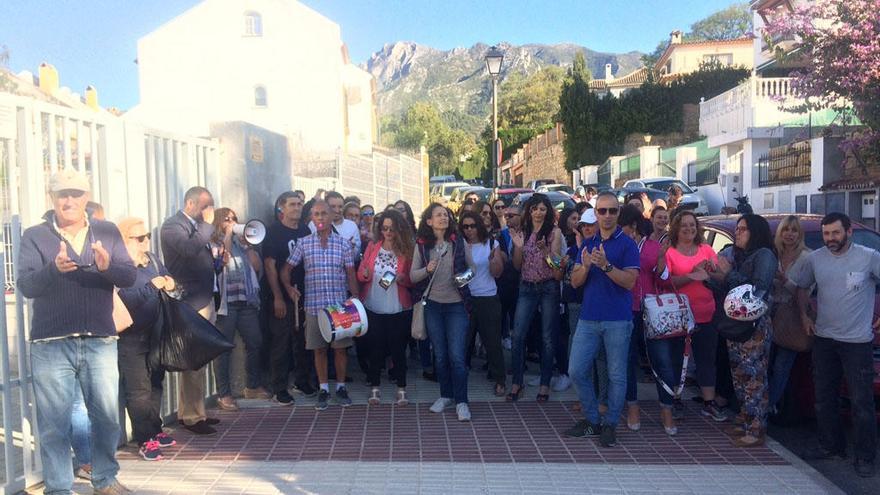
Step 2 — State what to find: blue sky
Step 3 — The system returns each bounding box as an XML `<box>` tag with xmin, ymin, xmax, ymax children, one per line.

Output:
<box><xmin>0</xmin><ymin>0</ymin><xmax>738</xmax><ymax>110</ymax></box>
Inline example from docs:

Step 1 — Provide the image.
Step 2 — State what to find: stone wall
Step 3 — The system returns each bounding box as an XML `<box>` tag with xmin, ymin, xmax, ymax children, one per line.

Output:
<box><xmin>521</xmin><ymin>142</ymin><xmax>568</xmax><ymax>187</ymax></box>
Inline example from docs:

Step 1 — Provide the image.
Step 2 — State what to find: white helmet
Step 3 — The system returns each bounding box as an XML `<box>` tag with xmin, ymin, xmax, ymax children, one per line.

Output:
<box><xmin>723</xmin><ymin>284</ymin><xmax>768</xmax><ymax>322</ymax></box>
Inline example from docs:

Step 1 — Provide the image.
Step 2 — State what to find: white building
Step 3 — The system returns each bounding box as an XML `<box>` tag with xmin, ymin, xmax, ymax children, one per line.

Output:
<box><xmin>128</xmin><ymin>0</ymin><xmax>374</xmax><ymax>154</ymax></box>
<box><xmin>698</xmin><ymin>0</ymin><xmax>870</xmax><ymax>224</ymax></box>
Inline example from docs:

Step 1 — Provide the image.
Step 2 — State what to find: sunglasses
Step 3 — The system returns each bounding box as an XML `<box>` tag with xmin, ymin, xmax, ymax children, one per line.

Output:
<box><xmin>363</xmin><ymin>211</ymin><xmax>375</xmax><ymax>217</ymax></box>
<box><xmin>494</xmin><ymin>204</ymin><xmax>505</xmax><ymax>209</ymax></box>
<box><xmin>596</xmin><ymin>207</ymin><xmax>619</xmax><ymax>216</ymax></box>
<box><xmin>55</xmin><ymin>189</ymin><xmax>86</xmax><ymax>199</ymax></box>
<box><xmin>480</xmin><ymin>211</ymin><xmax>491</xmax><ymax>216</ymax></box>
<box><xmin>225</xmin><ymin>217</ymin><xmax>238</xmax><ymax>222</ymax></box>
<box><xmin>461</xmin><ymin>224</ymin><xmax>477</xmax><ymax>230</ymax></box>
<box><xmin>504</xmin><ymin>213</ymin><xmax>520</xmax><ymax>219</ymax></box>
<box><xmin>130</xmin><ymin>234</ymin><xmax>151</xmax><ymax>243</ymax></box>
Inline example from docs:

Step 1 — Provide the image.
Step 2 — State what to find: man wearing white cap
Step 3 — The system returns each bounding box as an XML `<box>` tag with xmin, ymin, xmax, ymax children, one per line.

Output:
<box><xmin>17</xmin><ymin>169</ymin><xmax>137</xmax><ymax>495</ymax></box>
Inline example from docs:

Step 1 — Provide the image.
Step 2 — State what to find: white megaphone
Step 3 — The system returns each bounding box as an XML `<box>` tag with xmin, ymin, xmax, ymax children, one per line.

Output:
<box><xmin>232</xmin><ymin>219</ymin><xmax>266</xmax><ymax>245</ymax></box>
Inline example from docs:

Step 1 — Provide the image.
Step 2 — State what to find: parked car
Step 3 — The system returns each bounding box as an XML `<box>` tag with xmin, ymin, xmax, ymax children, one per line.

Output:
<box><xmin>623</xmin><ymin>177</ymin><xmax>708</xmax><ymax>215</ymax></box>
<box><xmin>611</xmin><ymin>186</ymin><xmax>669</xmax><ymax>206</ymax></box>
<box><xmin>511</xmin><ymin>191</ymin><xmax>575</xmax><ymax>213</ymax></box>
<box><xmin>700</xmin><ymin>214</ymin><xmax>880</xmax><ymax>420</ymax></box>
<box><xmin>527</xmin><ymin>179</ymin><xmax>557</xmax><ymax>190</ymax></box>
<box><xmin>431</xmin><ymin>181</ymin><xmax>470</xmax><ymax>206</ymax></box>
<box><xmin>536</xmin><ymin>184</ymin><xmax>574</xmax><ymax>195</ymax></box>
<box><xmin>430</xmin><ymin>175</ymin><xmax>458</xmax><ymax>184</ymax></box>
<box><xmin>448</xmin><ymin>186</ymin><xmax>492</xmax><ymax>214</ymax></box>
<box><xmin>491</xmin><ymin>187</ymin><xmax>533</xmax><ymax>207</ymax></box>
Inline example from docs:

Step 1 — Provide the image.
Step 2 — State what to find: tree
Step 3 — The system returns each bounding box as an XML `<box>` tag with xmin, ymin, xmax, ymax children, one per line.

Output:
<box><xmin>0</xmin><ymin>44</ymin><xmax>14</xmax><ymax>93</ymax></box>
<box><xmin>498</xmin><ymin>66</ymin><xmax>565</xmax><ymax>130</ymax></box>
<box><xmin>764</xmin><ymin>0</ymin><xmax>880</xmax><ymax>165</ymax></box>
<box><xmin>558</xmin><ymin>52</ymin><xmax>609</xmax><ymax>170</ymax></box>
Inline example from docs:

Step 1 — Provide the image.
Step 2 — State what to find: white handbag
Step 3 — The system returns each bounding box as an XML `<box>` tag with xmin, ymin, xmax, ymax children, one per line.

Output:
<box><xmin>642</xmin><ymin>291</ymin><xmax>696</xmax><ymax>340</ymax></box>
<box><xmin>411</xmin><ymin>246</ymin><xmax>444</xmax><ymax>340</ymax></box>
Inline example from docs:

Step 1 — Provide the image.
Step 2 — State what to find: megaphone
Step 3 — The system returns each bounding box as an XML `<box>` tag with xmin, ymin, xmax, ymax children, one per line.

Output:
<box><xmin>232</xmin><ymin>219</ymin><xmax>266</xmax><ymax>245</ymax></box>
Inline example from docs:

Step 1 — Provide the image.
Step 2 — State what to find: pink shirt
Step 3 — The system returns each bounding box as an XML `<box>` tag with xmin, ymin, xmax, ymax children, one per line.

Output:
<box><xmin>632</xmin><ymin>238</ymin><xmax>661</xmax><ymax>311</ymax></box>
<box><xmin>664</xmin><ymin>243</ymin><xmax>718</xmax><ymax>323</ymax></box>
<box><xmin>521</xmin><ymin>232</ymin><xmax>555</xmax><ymax>283</ymax></box>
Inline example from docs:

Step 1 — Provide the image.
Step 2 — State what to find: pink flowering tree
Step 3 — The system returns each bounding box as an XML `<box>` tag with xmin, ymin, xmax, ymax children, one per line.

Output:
<box><xmin>764</xmin><ymin>0</ymin><xmax>880</xmax><ymax>167</ymax></box>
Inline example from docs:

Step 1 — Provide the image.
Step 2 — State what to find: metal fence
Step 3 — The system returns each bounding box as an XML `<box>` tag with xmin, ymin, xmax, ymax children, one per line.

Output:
<box><xmin>687</xmin><ymin>156</ymin><xmax>721</xmax><ymax>187</ymax></box>
<box><xmin>0</xmin><ymin>92</ymin><xmax>220</xmax><ymax>494</ymax></box>
<box><xmin>758</xmin><ymin>141</ymin><xmax>812</xmax><ymax>188</ymax></box>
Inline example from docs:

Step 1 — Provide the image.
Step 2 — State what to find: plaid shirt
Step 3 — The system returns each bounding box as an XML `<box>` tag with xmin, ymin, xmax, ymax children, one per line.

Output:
<box><xmin>287</xmin><ymin>232</ymin><xmax>355</xmax><ymax>315</ymax></box>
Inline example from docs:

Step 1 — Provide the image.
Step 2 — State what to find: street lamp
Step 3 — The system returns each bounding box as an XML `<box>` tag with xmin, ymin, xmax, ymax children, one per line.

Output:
<box><xmin>486</xmin><ymin>45</ymin><xmax>504</xmax><ymax>186</ymax></box>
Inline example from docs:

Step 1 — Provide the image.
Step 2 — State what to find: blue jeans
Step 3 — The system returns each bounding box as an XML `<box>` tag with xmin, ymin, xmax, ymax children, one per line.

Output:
<box><xmin>31</xmin><ymin>337</ymin><xmax>121</xmax><ymax>494</ymax></box>
<box><xmin>425</xmin><ymin>300</ymin><xmax>470</xmax><ymax>404</ymax></box>
<box><xmin>214</xmin><ymin>303</ymin><xmax>263</xmax><ymax>397</ymax></box>
<box><xmin>569</xmin><ymin>320</ymin><xmax>632</xmax><ymax>427</ymax></box>
<box><xmin>626</xmin><ymin>312</ymin><xmax>643</xmax><ymax>404</ymax></box>
<box><xmin>511</xmin><ymin>280</ymin><xmax>559</xmax><ymax>387</ymax></box>
<box><xmin>70</xmin><ymin>387</ymin><xmax>91</xmax><ymax>468</ymax></box>
<box><xmin>645</xmin><ymin>335</ymin><xmax>686</xmax><ymax>407</ymax></box>
<box><xmin>768</xmin><ymin>344</ymin><xmax>798</xmax><ymax>408</ymax></box>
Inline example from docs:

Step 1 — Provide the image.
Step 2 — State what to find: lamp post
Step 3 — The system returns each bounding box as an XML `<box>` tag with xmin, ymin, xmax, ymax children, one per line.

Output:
<box><xmin>485</xmin><ymin>45</ymin><xmax>504</xmax><ymax>187</ymax></box>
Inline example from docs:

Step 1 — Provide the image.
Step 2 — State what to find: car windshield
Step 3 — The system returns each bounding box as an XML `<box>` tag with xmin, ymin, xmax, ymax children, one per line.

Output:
<box><xmin>443</xmin><ymin>184</ymin><xmax>464</xmax><ymax>195</ymax></box>
<box><xmin>804</xmin><ymin>229</ymin><xmax>880</xmax><ymax>252</ymax></box>
<box><xmin>644</xmin><ymin>179</ymin><xmax>694</xmax><ymax>194</ymax></box>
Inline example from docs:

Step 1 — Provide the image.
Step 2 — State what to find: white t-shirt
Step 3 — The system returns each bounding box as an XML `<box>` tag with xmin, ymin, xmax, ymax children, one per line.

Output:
<box><xmin>466</xmin><ymin>239</ymin><xmax>497</xmax><ymax>297</ymax></box>
<box><xmin>309</xmin><ymin>218</ymin><xmax>361</xmax><ymax>253</ymax></box>
<box><xmin>364</xmin><ymin>247</ymin><xmax>404</xmax><ymax>314</ymax></box>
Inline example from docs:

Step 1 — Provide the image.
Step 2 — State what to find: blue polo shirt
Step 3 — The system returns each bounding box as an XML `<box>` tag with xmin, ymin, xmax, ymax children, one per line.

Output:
<box><xmin>576</xmin><ymin>226</ymin><xmax>640</xmax><ymax>321</ymax></box>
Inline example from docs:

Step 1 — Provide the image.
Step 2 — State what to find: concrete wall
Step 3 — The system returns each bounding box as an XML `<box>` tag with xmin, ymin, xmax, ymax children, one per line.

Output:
<box><xmin>211</xmin><ymin>121</ymin><xmax>291</xmax><ymax>224</ymax></box>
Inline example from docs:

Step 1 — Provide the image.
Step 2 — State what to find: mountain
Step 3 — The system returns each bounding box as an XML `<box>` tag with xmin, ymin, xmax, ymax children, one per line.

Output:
<box><xmin>364</xmin><ymin>41</ymin><xmax>644</xmax><ymax>128</ymax></box>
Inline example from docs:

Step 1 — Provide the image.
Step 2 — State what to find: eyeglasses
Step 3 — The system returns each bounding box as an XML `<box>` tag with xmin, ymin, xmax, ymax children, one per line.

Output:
<box><xmin>461</xmin><ymin>224</ymin><xmax>477</xmax><ymax>230</ymax></box>
<box><xmin>130</xmin><ymin>234</ymin><xmax>151</xmax><ymax>243</ymax></box>
<box><xmin>596</xmin><ymin>208</ymin><xmax>619</xmax><ymax>216</ymax></box>
<box><xmin>735</xmin><ymin>226</ymin><xmax>749</xmax><ymax>233</ymax></box>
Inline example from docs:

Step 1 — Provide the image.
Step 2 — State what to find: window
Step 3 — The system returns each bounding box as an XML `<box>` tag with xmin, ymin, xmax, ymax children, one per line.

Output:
<box><xmin>763</xmin><ymin>192</ymin><xmax>774</xmax><ymax>209</ymax></box>
<box><xmin>795</xmin><ymin>195</ymin><xmax>807</xmax><ymax>213</ymax></box>
<box><xmin>254</xmin><ymin>86</ymin><xmax>267</xmax><ymax>107</ymax></box>
<box><xmin>703</xmin><ymin>53</ymin><xmax>733</xmax><ymax>66</ymax></box>
<box><xmin>243</xmin><ymin>11</ymin><xmax>262</xmax><ymax>36</ymax></box>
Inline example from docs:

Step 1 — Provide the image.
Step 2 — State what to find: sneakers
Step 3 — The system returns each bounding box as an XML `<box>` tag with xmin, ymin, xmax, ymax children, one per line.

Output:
<box><xmin>93</xmin><ymin>480</ymin><xmax>132</xmax><ymax>495</ymax></box>
<box><xmin>243</xmin><ymin>387</ymin><xmax>272</xmax><ymax>400</ymax></box>
<box><xmin>599</xmin><ymin>424</ymin><xmax>617</xmax><ymax>447</ymax></box>
<box><xmin>336</xmin><ymin>387</ymin><xmax>352</xmax><ymax>407</ymax></box>
<box><xmin>292</xmin><ymin>383</ymin><xmax>317</xmax><ymax>397</ymax></box>
<box><xmin>701</xmin><ymin>400</ymin><xmax>728</xmax><ymax>422</ymax></box>
<box><xmin>552</xmin><ymin>374</ymin><xmax>572</xmax><ymax>392</ymax></box>
<box><xmin>217</xmin><ymin>395</ymin><xmax>238</xmax><ymax>411</ymax></box>
<box><xmin>183</xmin><ymin>420</ymin><xmax>216</xmax><ymax>435</ymax></box>
<box><xmin>429</xmin><ymin>397</ymin><xmax>454</xmax><ymax>413</ymax></box>
<box><xmin>456</xmin><ymin>403</ymin><xmax>471</xmax><ymax>422</ymax></box>
<box><xmin>274</xmin><ymin>390</ymin><xmax>295</xmax><ymax>406</ymax></box>
<box><xmin>396</xmin><ymin>389</ymin><xmax>409</xmax><ymax>406</ymax></box>
<box><xmin>138</xmin><ymin>440</ymin><xmax>163</xmax><ymax>461</ymax></box>
<box><xmin>564</xmin><ymin>420</ymin><xmax>600</xmax><ymax>438</ymax></box>
<box><xmin>153</xmin><ymin>432</ymin><xmax>176</xmax><ymax>448</ymax></box>
<box><xmin>315</xmin><ymin>389</ymin><xmax>330</xmax><ymax>410</ymax></box>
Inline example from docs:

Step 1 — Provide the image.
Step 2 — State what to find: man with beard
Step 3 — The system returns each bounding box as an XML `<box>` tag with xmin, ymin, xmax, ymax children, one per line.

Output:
<box><xmin>795</xmin><ymin>212</ymin><xmax>880</xmax><ymax>478</ymax></box>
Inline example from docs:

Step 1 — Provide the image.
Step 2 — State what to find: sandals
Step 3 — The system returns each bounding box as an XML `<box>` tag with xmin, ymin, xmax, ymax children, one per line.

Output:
<box><xmin>494</xmin><ymin>384</ymin><xmax>506</xmax><ymax>397</ymax></box>
<box><xmin>506</xmin><ymin>387</ymin><xmax>523</xmax><ymax>402</ymax></box>
<box><xmin>536</xmin><ymin>393</ymin><xmax>550</xmax><ymax>403</ymax></box>
<box><xmin>368</xmin><ymin>388</ymin><xmax>380</xmax><ymax>405</ymax></box>
<box><xmin>396</xmin><ymin>389</ymin><xmax>408</xmax><ymax>406</ymax></box>
<box><xmin>732</xmin><ymin>433</ymin><xmax>765</xmax><ymax>448</ymax></box>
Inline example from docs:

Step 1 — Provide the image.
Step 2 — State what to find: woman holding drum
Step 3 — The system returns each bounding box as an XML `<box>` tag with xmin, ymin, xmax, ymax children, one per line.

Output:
<box><xmin>357</xmin><ymin>209</ymin><xmax>415</xmax><ymax>406</ymax></box>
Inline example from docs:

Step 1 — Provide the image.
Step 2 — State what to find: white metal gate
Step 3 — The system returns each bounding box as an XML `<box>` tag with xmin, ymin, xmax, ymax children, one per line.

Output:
<box><xmin>0</xmin><ymin>92</ymin><xmax>220</xmax><ymax>494</ymax></box>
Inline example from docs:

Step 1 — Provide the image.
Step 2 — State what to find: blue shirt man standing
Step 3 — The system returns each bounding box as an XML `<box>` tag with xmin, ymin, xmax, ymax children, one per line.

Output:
<box><xmin>565</xmin><ymin>192</ymin><xmax>639</xmax><ymax>448</ymax></box>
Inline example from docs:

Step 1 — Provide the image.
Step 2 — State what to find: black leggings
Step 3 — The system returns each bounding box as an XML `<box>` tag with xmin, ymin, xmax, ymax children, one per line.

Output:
<box><xmin>365</xmin><ymin>309</ymin><xmax>412</xmax><ymax>387</ymax></box>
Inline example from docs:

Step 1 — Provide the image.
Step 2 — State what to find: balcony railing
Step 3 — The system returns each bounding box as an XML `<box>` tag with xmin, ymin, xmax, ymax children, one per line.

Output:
<box><xmin>699</xmin><ymin>76</ymin><xmax>799</xmax><ymax>140</ymax></box>
<box><xmin>758</xmin><ymin>140</ymin><xmax>812</xmax><ymax>187</ymax></box>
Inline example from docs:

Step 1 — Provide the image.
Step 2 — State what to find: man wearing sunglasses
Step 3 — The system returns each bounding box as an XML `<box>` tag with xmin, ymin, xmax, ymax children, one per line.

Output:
<box><xmin>18</xmin><ymin>169</ymin><xmax>137</xmax><ymax>495</ymax></box>
<box><xmin>566</xmin><ymin>192</ymin><xmax>639</xmax><ymax>449</ymax></box>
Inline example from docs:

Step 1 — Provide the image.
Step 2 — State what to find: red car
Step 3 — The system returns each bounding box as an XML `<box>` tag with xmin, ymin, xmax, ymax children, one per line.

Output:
<box><xmin>700</xmin><ymin>214</ymin><xmax>880</xmax><ymax>420</ymax></box>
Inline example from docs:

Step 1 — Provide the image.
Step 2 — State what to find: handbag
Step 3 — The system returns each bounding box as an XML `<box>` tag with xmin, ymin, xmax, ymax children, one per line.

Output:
<box><xmin>772</xmin><ymin>302</ymin><xmax>813</xmax><ymax>351</ymax></box>
<box><xmin>642</xmin><ymin>289</ymin><xmax>696</xmax><ymax>340</ymax></box>
<box><xmin>411</xmin><ymin>245</ymin><xmax>444</xmax><ymax>340</ymax></box>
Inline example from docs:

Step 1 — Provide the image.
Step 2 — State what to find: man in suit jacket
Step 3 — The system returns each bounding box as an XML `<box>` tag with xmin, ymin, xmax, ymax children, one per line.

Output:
<box><xmin>160</xmin><ymin>186</ymin><xmax>220</xmax><ymax>435</ymax></box>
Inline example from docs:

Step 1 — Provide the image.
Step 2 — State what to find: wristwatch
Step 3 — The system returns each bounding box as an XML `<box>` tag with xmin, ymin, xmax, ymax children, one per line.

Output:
<box><xmin>603</xmin><ymin>263</ymin><xmax>614</xmax><ymax>273</ymax></box>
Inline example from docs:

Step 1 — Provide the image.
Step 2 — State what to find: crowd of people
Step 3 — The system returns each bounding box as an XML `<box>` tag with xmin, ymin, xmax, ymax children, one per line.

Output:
<box><xmin>16</xmin><ymin>170</ymin><xmax>879</xmax><ymax>494</ymax></box>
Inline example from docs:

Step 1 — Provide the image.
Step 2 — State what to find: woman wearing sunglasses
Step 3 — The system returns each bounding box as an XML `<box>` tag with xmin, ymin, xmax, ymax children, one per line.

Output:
<box><xmin>210</xmin><ymin>208</ymin><xmax>269</xmax><ymax>411</ymax></box>
<box><xmin>357</xmin><ymin>209</ymin><xmax>414</xmax><ymax>406</ymax></box>
<box><xmin>459</xmin><ymin>211</ymin><xmax>507</xmax><ymax>396</ymax></box>
<box><xmin>474</xmin><ymin>200</ymin><xmax>501</xmax><ymax>239</ymax></box>
<box><xmin>509</xmin><ymin>193</ymin><xmax>564</xmax><ymax>402</ymax></box>
<box><xmin>359</xmin><ymin>204</ymin><xmax>375</xmax><ymax>245</ymax></box>
<box><xmin>115</xmin><ymin>217</ymin><xmax>177</xmax><ymax>460</ymax></box>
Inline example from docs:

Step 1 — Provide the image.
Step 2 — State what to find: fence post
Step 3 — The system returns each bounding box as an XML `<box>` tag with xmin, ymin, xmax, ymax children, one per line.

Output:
<box><xmin>17</xmin><ymin>104</ymin><xmax>46</xmax><ymax>228</ymax></box>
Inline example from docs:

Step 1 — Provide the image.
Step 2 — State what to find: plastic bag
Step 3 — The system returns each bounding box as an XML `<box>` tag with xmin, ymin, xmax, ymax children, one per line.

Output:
<box><xmin>148</xmin><ymin>292</ymin><xmax>234</xmax><ymax>372</ymax></box>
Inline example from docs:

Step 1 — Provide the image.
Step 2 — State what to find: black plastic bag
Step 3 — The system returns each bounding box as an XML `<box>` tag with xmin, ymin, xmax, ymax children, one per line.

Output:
<box><xmin>148</xmin><ymin>292</ymin><xmax>234</xmax><ymax>372</ymax></box>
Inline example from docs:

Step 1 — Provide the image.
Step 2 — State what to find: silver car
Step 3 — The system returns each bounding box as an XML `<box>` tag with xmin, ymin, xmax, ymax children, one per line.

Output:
<box><xmin>623</xmin><ymin>178</ymin><xmax>708</xmax><ymax>215</ymax></box>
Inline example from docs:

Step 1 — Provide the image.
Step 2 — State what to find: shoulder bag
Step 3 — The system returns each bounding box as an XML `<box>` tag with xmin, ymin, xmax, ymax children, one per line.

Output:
<box><xmin>411</xmin><ymin>244</ymin><xmax>445</xmax><ymax>340</ymax></box>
